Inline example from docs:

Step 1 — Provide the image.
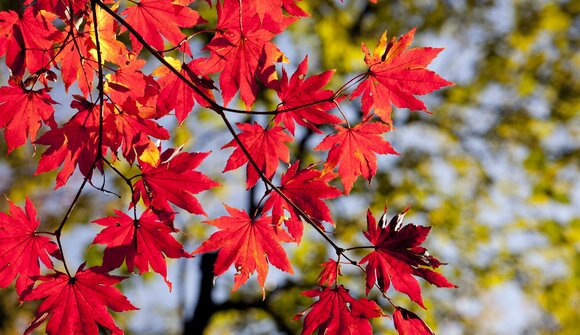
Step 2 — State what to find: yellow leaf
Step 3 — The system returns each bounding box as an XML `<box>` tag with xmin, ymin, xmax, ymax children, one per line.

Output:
<box><xmin>138</xmin><ymin>142</ymin><xmax>160</xmax><ymax>167</ymax></box>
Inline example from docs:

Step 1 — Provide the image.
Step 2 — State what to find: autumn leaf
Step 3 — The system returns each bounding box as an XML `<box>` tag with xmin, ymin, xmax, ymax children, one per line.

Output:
<box><xmin>275</xmin><ymin>56</ymin><xmax>341</xmax><ymax>135</ymax></box>
<box><xmin>314</xmin><ymin>118</ymin><xmax>398</xmax><ymax>194</ymax></box>
<box><xmin>200</xmin><ymin>0</ymin><xmax>294</xmax><ymax>108</ymax></box>
<box><xmin>108</xmin><ymin>108</ymin><xmax>169</xmax><ymax>165</ymax></box>
<box><xmin>122</xmin><ymin>0</ymin><xmax>204</xmax><ymax>55</ymax></box>
<box><xmin>104</xmin><ymin>53</ymin><xmax>150</xmax><ymax>102</ymax></box>
<box><xmin>0</xmin><ymin>8</ymin><xmax>61</xmax><ymax>76</ymax></box>
<box><xmin>0</xmin><ymin>197</ymin><xmax>61</xmax><ymax>297</ymax></box>
<box><xmin>88</xmin><ymin>1</ymin><xmax>126</xmax><ymax>63</ymax></box>
<box><xmin>192</xmin><ymin>205</ymin><xmax>293</xmax><ymax>294</ymax></box>
<box><xmin>250</xmin><ymin>0</ymin><xmax>309</xmax><ymax>22</ymax></box>
<box><xmin>351</xmin><ymin>28</ymin><xmax>454</xmax><ymax>125</ymax></box>
<box><xmin>23</xmin><ymin>265</ymin><xmax>137</xmax><ymax>335</ymax></box>
<box><xmin>154</xmin><ymin>57</ymin><xmax>215</xmax><ymax>123</ymax></box>
<box><xmin>93</xmin><ymin>210</ymin><xmax>190</xmax><ymax>289</ymax></box>
<box><xmin>360</xmin><ymin>208</ymin><xmax>456</xmax><ymax>308</ymax></box>
<box><xmin>107</xmin><ymin>92</ymin><xmax>170</xmax><ymax>164</ymax></box>
<box><xmin>317</xmin><ymin>259</ymin><xmax>341</xmax><ymax>287</ymax></box>
<box><xmin>56</xmin><ymin>2</ymin><xmax>125</xmax><ymax>97</ymax></box>
<box><xmin>27</xmin><ymin>0</ymin><xmax>90</xmax><ymax>18</ymax></box>
<box><xmin>223</xmin><ymin>122</ymin><xmax>293</xmax><ymax>189</ymax></box>
<box><xmin>0</xmin><ymin>78</ymin><xmax>58</xmax><ymax>153</ymax></box>
<box><xmin>262</xmin><ymin>161</ymin><xmax>341</xmax><ymax>241</ymax></box>
<box><xmin>35</xmin><ymin>97</ymin><xmax>109</xmax><ymax>188</ymax></box>
<box><xmin>103</xmin><ymin>53</ymin><xmax>169</xmax><ymax>162</ymax></box>
<box><xmin>295</xmin><ymin>285</ymin><xmax>384</xmax><ymax>335</ymax></box>
<box><xmin>133</xmin><ymin>149</ymin><xmax>219</xmax><ymax>216</ymax></box>
<box><xmin>57</xmin><ymin>32</ymin><xmax>95</xmax><ymax>96</ymax></box>
<box><xmin>393</xmin><ymin>307</ymin><xmax>435</xmax><ymax>335</ymax></box>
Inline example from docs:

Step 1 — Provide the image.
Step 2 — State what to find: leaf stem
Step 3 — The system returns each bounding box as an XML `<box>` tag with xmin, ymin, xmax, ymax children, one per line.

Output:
<box><xmin>54</xmin><ymin>174</ymin><xmax>89</xmax><ymax>277</ymax></box>
<box><xmin>333</xmin><ymin>73</ymin><xmax>367</xmax><ymax>98</ymax></box>
<box><xmin>334</xmin><ymin>100</ymin><xmax>350</xmax><ymax>128</ymax></box>
<box><xmin>343</xmin><ymin>245</ymin><xmax>376</xmax><ymax>251</ymax></box>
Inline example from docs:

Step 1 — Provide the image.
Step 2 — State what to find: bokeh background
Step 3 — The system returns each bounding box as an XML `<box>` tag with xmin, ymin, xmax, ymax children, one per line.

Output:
<box><xmin>0</xmin><ymin>0</ymin><xmax>578</xmax><ymax>334</ymax></box>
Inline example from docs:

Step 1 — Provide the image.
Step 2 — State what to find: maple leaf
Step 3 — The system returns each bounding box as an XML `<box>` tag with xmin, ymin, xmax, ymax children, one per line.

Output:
<box><xmin>192</xmin><ymin>205</ymin><xmax>293</xmax><ymax>293</ymax></box>
<box><xmin>108</xmin><ymin>102</ymin><xmax>170</xmax><ymax>164</ymax></box>
<box><xmin>23</xmin><ymin>265</ymin><xmax>137</xmax><ymax>335</ymax></box>
<box><xmin>133</xmin><ymin>149</ymin><xmax>219</xmax><ymax>215</ymax></box>
<box><xmin>105</xmin><ymin>54</ymin><xmax>165</xmax><ymax>123</ymax></box>
<box><xmin>103</xmin><ymin>54</ymin><xmax>171</xmax><ymax>164</ymax></box>
<box><xmin>122</xmin><ymin>0</ymin><xmax>204</xmax><ymax>55</ymax></box>
<box><xmin>154</xmin><ymin>57</ymin><xmax>216</xmax><ymax>123</ymax></box>
<box><xmin>317</xmin><ymin>259</ymin><xmax>341</xmax><ymax>287</ymax></box>
<box><xmin>56</xmin><ymin>32</ymin><xmax>96</xmax><ymax>96</ymax></box>
<box><xmin>0</xmin><ymin>78</ymin><xmax>58</xmax><ymax>153</ymax></box>
<box><xmin>0</xmin><ymin>8</ymin><xmax>61</xmax><ymax>76</ymax></box>
<box><xmin>275</xmin><ymin>56</ymin><xmax>341</xmax><ymax>135</ymax></box>
<box><xmin>88</xmin><ymin>2</ymin><xmax>126</xmax><ymax>64</ymax></box>
<box><xmin>200</xmin><ymin>0</ymin><xmax>294</xmax><ymax>108</ymax></box>
<box><xmin>360</xmin><ymin>208</ymin><xmax>456</xmax><ymax>308</ymax></box>
<box><xmin>92</xmin><ymin>210</ymin><xmax>190</xmax><ymax>289</ymax></box>
<box><xmin>393</xmin><ymin>307</ymin><xmax>435</xmax><ymax>335</ymax></box>
<box><xmin>25</xmin><ymin>0</ymin><xmax>92</xmax><ymax>18</ymax></box>
<box><xmin>314</xmin><ymin>118</ymin><xmax>398</xmax><ymax>194</ymax></box>
<box><xmin>249</xmin><ymin>0</ymin><xmax>309</xmax><ymax>22</ymax></box>
<box><xmin>294</xmin><ymin>285</ymin><xmax>384</xmax><ymax>335</ymax></box>
<box><xmin>223</xmin><ymin>122</ymin><xmax>293</xmax><ymax>189</ymax></box>
<box><xmin>262</xmin><ymin>161</ymin><xmax>341</xmax><ymax>241</ymax></box>
<box><xmin>105</xmin><ymin>53</ymin><xmax>150</xmax><ymax>102</ymax></box>
<box><xmin>56</xmin><ymin>2</ymin><xmax>125</xmax><ymax>97</ymax></box>
<box><xmin>0</xmin><ymin>197</ymin><xmax>61</xmax><ymax>297</ymax></box>
<box><xmin>35</xmin><ymin>97</ymin><xmax>109</xmax><ymax>188</ymax></box>
<box><xmin>351</xmin><ymin>28</ymin><xmax>454</xmax><ymax>125</ymax></box>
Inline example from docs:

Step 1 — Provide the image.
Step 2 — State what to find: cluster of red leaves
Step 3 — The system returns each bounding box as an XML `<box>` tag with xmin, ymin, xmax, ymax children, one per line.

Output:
<box><xmin>297</xmin><ymin>208</ymin><xmax>455</xmax><ymax>335</ymax></box>
<box><xmin>0</xmin><ymin>0</ymin><xmax>454</xmax><ymax>334</ymax></box>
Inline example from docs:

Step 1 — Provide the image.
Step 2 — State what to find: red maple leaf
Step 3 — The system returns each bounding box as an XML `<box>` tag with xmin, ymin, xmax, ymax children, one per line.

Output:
<box><xmin>53</xmin><ymin>3</ymin><xmax>124</xmax><ymax>97</ymax></box>
<box><xmin>223</xmin><ymin>122</ymin><xmax>293</xmax><ymax>189</ymax></box>
<box><xmin>317</xmin><ymin>259</ymin><xmax>341</xmax><ymax>287</ymax></box>
<box><xmin>192</xmin><ymin>205</ymin><xmax>293</xmax><ymax>293</ymax></box>
<box><xmin>133</xmin><ymin>149</ymin><xmax>219</xmax><ymax>216</ymax></box>
<box><xmin>23</xmin><ymin>265</ymin><xmax>137</xmax><ymax>335</ymax></box>
<box><xmin>0</xmin><ymin>78</ymin><xmax>58</xmax><ymax>153</ymax></box>
<box><xmin>103</xmin><ymin>56</ymin><xmax>168</xmax><ymax>157</ymax></box>
<box><xmin>274</xmin><ymin>56</ymin><xmax>341</xmax><ymax>135</ymax></box>
<box><xmin>154</xmin><ymin>57</ymin><xmax>216</xmax><ymax>123</ymax></box>
<box><xmin>393</xmin><ymin>307</ymin><xmax>435</xmax><ymax>335</ymax></box>
<box><xmin>105</xmin><ymin>53</ymin><xmax>150</xmax><ymax>103</ymax></box>
<box><xmin>360</xmin><ymin>208</ymin><xmax>456</xmax><ymax>308</ymax></box>
<box><xmin>122</xmin><ymin>0</ymin><xmax>204</xmax><ymax>55</ymax></box>
<box><xmin>88</xmin><ymin>2</ymin><xmax>126</xmax><ymax>64</ymax></box>
<box><xmin>248</xmin><ymin>0</ymin><xmax>309</xmax><ymax>22</ymax></box>
<box><xmin>92</xmin><ymin>210</ymin><xmax>190</xmax><ymax>289</ymax></box>
<box><xmin>351</xmin><ymin>28</ymin><xmax>454</xmax><ymax>125</ymax></box>
<box><xmin>294</xmin><ymin>285</ymin><xmax>384</xmax><ymax>335</ymax></box>
<box><xmin>35</xmin><ymin>96</ymin><xmax>109</xmax><ymax>188</ymax></box>
<box><xmin>105</xmin><ymin>54</ymin><xmax>165</xmax><ymax>124</ymax></box>
<box><xmin>109</xmin><ymin>109</ymin><xmax>169</xmax><ymax>164</ymax></box>
<box><xmin>25</xmin><ymin>0</ymin><xmax>91</xmax><ymax>18</ymax></box>
<box><xmin>0</xmin><ymin>8</ymin><xmax>61</xmax><ymax>76</ymax></box>
<box><xmin>262</xmin><ymin>161</ymin><xmax>341</xmax><ymax>241</ymax></box>
<box><xmin>0</xmin><ymin>197</ymin><xmax>61</xmax><ymax>297</ymax></box>
<box><xmin>107</xmin><ymin>95</ymin><xmax>170</xmax><ymax>164</ymax></box>
<box><xmin>200</xmin><ymin>0</ymin><xmax>294</xmax><ymax>108</ymax></box>
<box><xmin>314</xmin><ymin>118</ymin><xmax>398</xmax><ymax>194</ymax></box>
<box><xmin>57</xmin><ymin>32</ymin><xmax>95</xmax><ymax>96</ymax></box>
